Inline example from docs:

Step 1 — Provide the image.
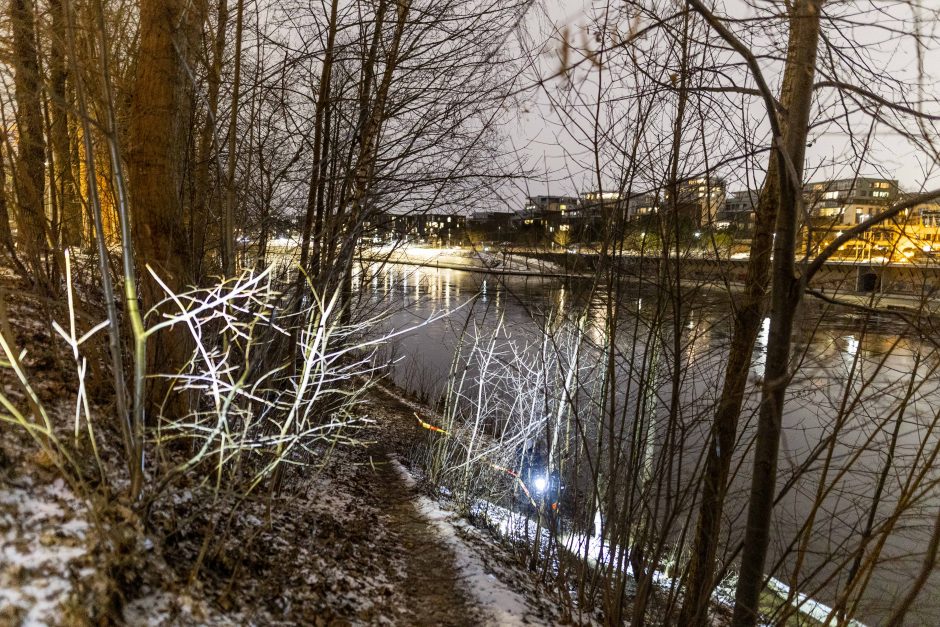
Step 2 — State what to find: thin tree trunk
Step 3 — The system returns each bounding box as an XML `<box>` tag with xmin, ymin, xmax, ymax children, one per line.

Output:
<box><xmin>192</xmin><ymin>0</ymin><xmax>228</xmax><ymax>279</ymax></box>
<box><xmin>10</xmin><ymin>0</ymin><xmax>52</xmax><ymax>293</ymax></box>
<box><xmin>678</xmin><ymin>2</ymin><xmax>822</xmax><ymax>623</ymax></box>
<box><xmin>297</xmin><ymin>0</ymin><xmax>341</xmax><ymax>284</ymax></box>
<box><xmin>61</xmin><ymin>0</ymin><xmax>139</xmax><ymax>494</ymax></box>
<box><xmin>222</xmin><ymin>0</ymin><xmax>244</xmax><ymax>276</ymax></box>
<box><xmin>730</xmin><ymin>2</ymin><xmax>822</xmax><ymax>624</ymax></box>
<box><xmin>0</xmin><ymin>135</ymin><xmax>27</xmax><ymax>275</ymax></box>
<box><xmin>334</xmin><ymin>0</ymin><xmax>409</xmax><ymax>322</ymax></box>
<box><xmin>48</xmin><ymin>0</ymin><xmax>81</xmax><ymax>248</ymax></box>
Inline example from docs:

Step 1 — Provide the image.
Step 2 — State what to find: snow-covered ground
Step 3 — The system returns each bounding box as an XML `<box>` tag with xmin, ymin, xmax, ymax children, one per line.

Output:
<box><xmin>375</xmin><ymin>382</ymin><xmax>863</xmax><ymax>627</ymax></box>
<box><xmin>388</xmin><ymin>457</ymin><xmax>537</xmax><ymax>626</ymax></box>
<box><xmin>0</xmin><ymin>477</ymin><xmax>91</xmax><ymax>625</ymax></box>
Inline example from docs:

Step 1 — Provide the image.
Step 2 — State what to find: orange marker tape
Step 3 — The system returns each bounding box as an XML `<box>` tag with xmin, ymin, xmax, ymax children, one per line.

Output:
<box><xmin>415</xmin><ymin>412</ymin><xmax>450</xmax><ymax>435</ymax></box>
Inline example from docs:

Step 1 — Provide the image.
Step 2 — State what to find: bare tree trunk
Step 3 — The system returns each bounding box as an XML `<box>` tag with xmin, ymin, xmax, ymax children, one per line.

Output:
<box><xmin>48</xmin><ymin>0</ymin><xmax>81</xmax><ymax>248</ymax></box>
<box><xmin>730</xmin><ymin>2</ymin><xmax>822</xmax><ymax>624</ymax></box>
<box><xmin>222</xmin><ymin>0</ymin><xmax>244</xmax><ymax>276</ymax></box>
<box><xmin>679</xmin><ymin>1</ymin><xmax>822</xmax><ymax>624</ymax></box>
<box><xmin>127</xmin><ymin>0</ymin><xmax>204</xmax><ymax>402</ymax></box>
<box><xmin>10</xmin><ymin>0</ymin><xmax>52</xmax><ymax>292</ymax></box>
<box><xmin>43</xmin><ymin>96</ymin><xmax>59</xmax><ymax>258</ymax></box>
<box><xmin>192</xmin><ymin>0</ymin><xmax>228</xmax><ymax>279</ymax></box>
<box><xmin>297</xmin><ymin>0</ymin><xmax>340</xmax><ymax>284</ymax></box>
<box><xmin>334</xmin><ymin>0</ymin><xmax>409</xmax><ymax>322</ymax></box>
<box><xmin>0</xmin><ymin>135</ymin><xmax>27</xmax><ymax>275</ymax></box>
<box><xmin>128</xmin><ymin>0</ymin><xmax>197</xmax><ymax>291</ymax></box>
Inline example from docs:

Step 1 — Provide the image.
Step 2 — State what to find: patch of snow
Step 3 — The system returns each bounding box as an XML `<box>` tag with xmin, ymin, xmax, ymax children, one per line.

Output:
<box><xmin>122</xmin><ymin>589</ymin><xmax>242</xmax><ymax>626</ymax></box>
<box><xmin>1</xmin><ymin>575</ymin><xmax>72</xmax><ymax>627</ymax></box>
<box><xmin>388</xmin><ymin>457</ymin><xmax>539</xmax><ymax>626</ymax></box>
<box><xmin>469</xmin><ymin>494</ymin><xmax>863</xmax><ymax>627</ymax></box>
<box><xmin>766</xmin><ymin>577</ymin><xmax>867</xmax><ymax>627</ymax></box>
<box><xmin>0</xmin><ymin>478</ymin><xmax>91</xmax><ymax>626</ymax></box>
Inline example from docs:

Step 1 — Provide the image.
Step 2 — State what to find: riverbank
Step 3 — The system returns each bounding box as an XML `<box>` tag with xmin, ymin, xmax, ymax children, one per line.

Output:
<box><xmin>357</xmin><ymin>245</ymin><xmax>940</xmax><ymax>320</ymax></box>
<box><xmin>374</xmin><ymin>370</ymin><xmax>867</xmax><ymax>627</ymax></box>
<box><xmin>358</xmin><ymin>244</ymin><xmax>585</xmax><ymax>279</ymax></box>
<box><xmin>0</xmin><ymin>266</ymin><xmax>572</xmax><ymax>626</ymax></box>
<box><xmin>0</xmin><ymin>384</ymin><xmax>571</xmax><ymax>625</ymax></box>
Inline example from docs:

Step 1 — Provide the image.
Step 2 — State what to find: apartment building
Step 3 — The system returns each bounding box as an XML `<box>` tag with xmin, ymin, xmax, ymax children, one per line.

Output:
<box><xmin>804</xmin><ymin>177</ymin><xmax>899</xmax><ymax>226</ymax></box>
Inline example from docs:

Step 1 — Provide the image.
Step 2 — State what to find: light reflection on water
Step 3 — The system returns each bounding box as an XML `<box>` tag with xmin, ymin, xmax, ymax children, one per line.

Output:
<box><xmin>353</xmin><ymin>262</ymin><xmax>940</xmax><ymax>625</ymax></box>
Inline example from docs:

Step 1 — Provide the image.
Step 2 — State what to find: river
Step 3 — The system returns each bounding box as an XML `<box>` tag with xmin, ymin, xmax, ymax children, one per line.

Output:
<box><xmin>352</xmin><ymin>261</ymin><xmax>940</xmax><ymax>625</ymax></box>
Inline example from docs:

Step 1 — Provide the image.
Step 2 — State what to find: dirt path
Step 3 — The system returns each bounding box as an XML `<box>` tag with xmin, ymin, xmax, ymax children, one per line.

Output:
<box><xmin>366</xmin><ymin>440</ymin><xmax>482</xmax><ymax>626</ymax></box>
<box><xmin>0</xmin><ymin>373</ymin><xmax>545</xmax><ymax>625</ymax></box>
<box><xmin>361</xmin><ymin>383</ymin><xmax>487</xmax><ymax>625</ymax></box>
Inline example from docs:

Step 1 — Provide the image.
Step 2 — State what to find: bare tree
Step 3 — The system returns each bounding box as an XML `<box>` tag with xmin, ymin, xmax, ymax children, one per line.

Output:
<box><xmin>127</xmin><ymin>0</ymin><xmax>206</xmax><ymax>400</ymax></box>
<box><xmin>10</xmin><ymin>0</ymin><xmax>53</xmax><ymax>292</ymax></box>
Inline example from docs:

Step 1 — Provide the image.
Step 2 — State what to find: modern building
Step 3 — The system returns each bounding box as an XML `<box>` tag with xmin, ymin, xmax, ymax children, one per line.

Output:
<box><xmin>804</xmin><ymin>177</ymin><xmax>899</xmax><ymax>227</ymax></box>
<box><xmin>363</xmin><ymin>212</ymin><xmax>466</xmax><ymax>245</ymax></box>
<box><xmin>577</xmin><ymin>191</ymin><xmax>631</xmax><ymax>242</ymax></box>
<box><xmin>516</xmin><ymin>195</ymin><xmax>592</xmax><ymax>246</ymax></box>
<box><xmin>627</xmin><ymin>192</ymin><xmax>659</xmax><ymax>220</ymax></box>
<box><xmin>718</xmin><ymin>189</ymin><xmax>760</xmax><ymax>231</ymax></box>
<box><xmin>623</xmin><ymin>178</ymin><xmax>726</xmax><ymax>226</ymax></box>
<box><xmin>802</xmin><ymin>177</ymin><xmax>900</xmax><ymax>258</ymax></box>
<box><xmin>892</xmin><ymin>197</ymin><xmax>940</xmax><ymax>257</ymax></box>
<box><xmin>466</xmin><ymin>210</ymin><xmax>514</xmax><ymax>244</ymax></box>
<box><xmin>675</xmin><ymin>177</ymin><xmax>727</xmax><ymax>226</ymax></box>
<box><xmin>523</xmin><ymin>195</ymin><xmax>580</xmax><ymax>216</ymax></box>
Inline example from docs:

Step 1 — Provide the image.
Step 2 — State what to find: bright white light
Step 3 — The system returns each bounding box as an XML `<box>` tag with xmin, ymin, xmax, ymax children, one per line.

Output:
<box><xmin>532</xmin><ymin>476</ymin><xmax>548</xmax><ymax>494</ymax></box>
<box><xmin>844</xmin><ymin>335</ymin><xmax>859</xmax><ymax>357</ymax></box>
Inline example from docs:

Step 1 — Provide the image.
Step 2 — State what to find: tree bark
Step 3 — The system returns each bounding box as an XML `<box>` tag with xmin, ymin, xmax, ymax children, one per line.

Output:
<box><xmin>333</xmin><ymin>0</ymin><xmax>409</xmax><ymax>321</ymax></box>
<box><xmin>222</xmin><ymin>0</ymin><xmax>245</xmax><ymax>276</ymax></box>
<box><xmin>128</xmin><ymin>0</ymin><xmax>197</xmax><ymax>293</ymax></box>
<box><xmin>680</xmin><ymin>1</ymin><xmax>822</xmax><ymax>624</ymax></box>
<box><xmin>48</xmin><ymin>0</ymin><xmax>82</xmax><ymax>248</ymax></box>
<box><xmin>730</xmin><ymin>2</ymin><xmax>822</xmax><ymax>624</ymax></box>
<box><xmin>192</xmin><ymin>0</ymin><xmax>228</xmax><ymax>279</ymax></box>
<box><xmin>297</xmin><ymin>0</ymin><xmax>344</xmax><ymax>286</ymax></box>
<box><xmin>127</xmin><ymin>0</ymin><xmax>205</xmax><ymax>403</ymax></box>
<box><xmin>0</xmin><ymin>134</ymin><xmax>27</xmax><ymax>275</ymax></box>
<box><xmin>10</xmin><ymin>0</ymin><xmax>52</xmax><ymax>292</ymax></box>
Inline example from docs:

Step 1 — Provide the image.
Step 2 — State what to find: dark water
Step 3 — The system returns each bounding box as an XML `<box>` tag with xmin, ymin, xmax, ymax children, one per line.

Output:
<box><xmin>353</xmin><ymin>262</ymin><xmax>940</xmax><ymax>625</ymax></box>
